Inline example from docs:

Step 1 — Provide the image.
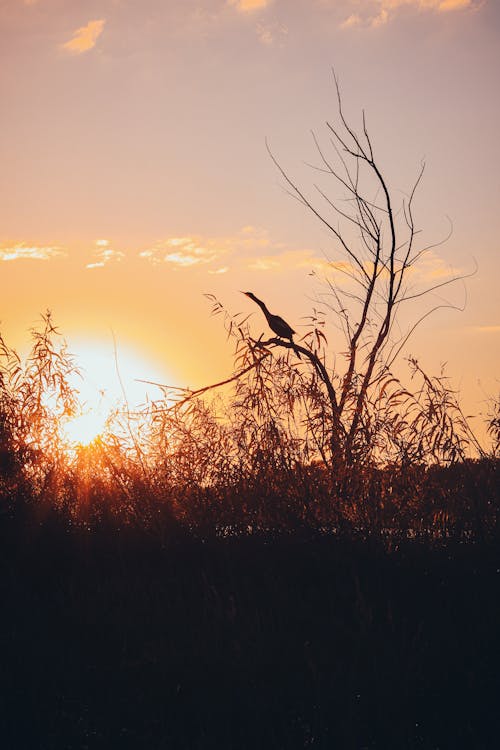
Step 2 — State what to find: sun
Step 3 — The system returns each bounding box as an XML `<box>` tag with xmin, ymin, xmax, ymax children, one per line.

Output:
<box><xmin>60</xmin><ymin>340</ymin><xmax>170</xmax><ymax>447</ymax></box>
<box><xmin>61</xmin><ymin>402</ymin><xmax>109</xmax><ymax>447</ymax></box>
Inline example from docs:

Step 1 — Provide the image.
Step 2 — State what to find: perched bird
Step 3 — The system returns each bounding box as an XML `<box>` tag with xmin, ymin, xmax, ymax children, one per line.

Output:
<box><xmin>242</xmin><ymin>291</ymin><xmax>301</xmax><ymax>358</ymax></box>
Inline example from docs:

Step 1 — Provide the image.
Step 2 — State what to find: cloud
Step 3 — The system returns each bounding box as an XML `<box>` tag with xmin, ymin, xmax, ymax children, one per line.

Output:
<box><xmin>438</xmin><ymin>0</ymin><xmax>474</xmax><ymax>8</ymax></box>
<box><xmin>256</xmin><ymin>22</ymin><xmax>288</xmax><ymax>45</ymax></box>
<box><xmin>140</xmin><ymin>226</ymin><xmax>282</xmax><ymax>270</ymax></box>
<box><xmin>247</xmin><ymin>243</ymin><xmax>469</xmax><ymax>297</ymax></box>
<box><xmin>138</xmin><ymin>225</ymin><xmax>443</xmax><ymax>297</ymax></box>
<box><xmin>86</xmin><ymin>239</ymin><xmax>125</xmax><ymax>269</ymax></box>
<box><xmin>248</xmin><ymin>248</ymin><xmax>332</xmax><ymax>274</ymax></box>
<box><xmin>139</xmin><ymin>237</ymin><xmax>220</xmax><ymax>268</ymax></box>
<box><xmin>415</xmin><ymin>251</ymin><xmax>465</xmax><ymax>280</ymax></box>
<box><xmin>228</xmin><ymin>0</ymin><xmax>272</xmax><ymax>11</ymax></box>
<box><xmin>61</xmin><ymin>19</ymin><xmax>105</xmax><ymax>55</ymax></box>
<box><xmin>138</xmin><ymin>226</ymin><xmax>336</xmax><ymax>276</ymax></box>
<box><xmin>339</xmin><ymin>0</ymin><xmax>481</xmax><ymax>28</ymax></box>
<box><xmin>0</xmin><ymin>244</ymin><xmax>65</xmax><ymax>262</ymax></box>
<box><xmin>340</xmin><ymin>13</ymin><xmax>363</xmax><ymax>28</ymax></box>
<box><xmin>468</xmin><ymin>325</ymin><xmax>500</xmax><ymax>334</ymax></box>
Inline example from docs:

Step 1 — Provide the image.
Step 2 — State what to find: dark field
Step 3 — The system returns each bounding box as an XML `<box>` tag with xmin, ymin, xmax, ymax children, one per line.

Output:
<box><xmin>1</xmin><ymin>513</ymin><xmax>499</xmax><ymax>750</ymax></box>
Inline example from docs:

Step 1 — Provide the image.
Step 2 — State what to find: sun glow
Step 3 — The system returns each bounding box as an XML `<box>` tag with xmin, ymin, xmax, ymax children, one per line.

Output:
<box><xmin>62</xmin><ymin>409</ymin><xmax>108</xmax><ymax>447</ymax></box>
<box><xmin>60</xmin><ymin>341</ymin><xmax>170</xmax><ymax>447</ymax></box>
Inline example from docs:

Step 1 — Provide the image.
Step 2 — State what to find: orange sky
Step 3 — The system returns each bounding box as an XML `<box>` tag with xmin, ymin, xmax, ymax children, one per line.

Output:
<box><xmin>1</xmin><ymin>0</ymin><xmax>499</xmax><ymax>442</ymax></box>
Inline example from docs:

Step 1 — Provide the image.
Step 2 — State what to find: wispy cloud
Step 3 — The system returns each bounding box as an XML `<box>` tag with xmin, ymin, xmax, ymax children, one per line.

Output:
<box><xmin>468</xmin><ymin>325</ymin><xmax>500</xmax><ymax>334</ymax></box>
<box><xmin>61</xmin><ymin>19</ymin><xmax>105</xmax><ymax>55</ymax></box>
<box><xmin>236</xmin><ymin>226</ymin><xmax>347</xmax><ymax>274</ymax></box>
<box><xmin>86</xmin><ymin>239</ymin><xmax>124</xmax><ymax>269</ymax></box>
<box><xmin>19</xmin><ymin>227</ymin><xmax>452</xmax><ymax>287</ymax></box>
<box><xmin>415</xmin><ymin>251</ymin><xmax>466</xmax><ymax>280</ymax></box>
<box><xmin>247</xmin><ymin>244</ymin><xmax>469</xmax><ymax>296</ymax></box>
<box><xmin>340</xmin><ymin>13</ymin><xmax>363</xmax><ymax>29</ymax></box>
<box><xmin>139</xmin><ymin>237</ymin><xmax>220</xmax><ymax>268</ymax></box>
<box><xmin>0</xmin><ymin>244</ymin><xmax>65</xmax><ymax>262</ymax></box>
<box><xmin>228</xmin><ymin>0</ymin><xmax>272</xmax><ymax>12</ymax></box>
<box><xmin>339</xmin><ymin>0</ymin><xmax>481</xmax><ymax>28</ymax></box>
<box><xmin>139</xmin><ymin>226</ymin><xmax>337</xmax><ymax>275</ymax></box>
<box><xmin>256</xmin><ymin>22</ymin><xmax>288</xmax><ymax>45</ymax></box>
<box><xmin>438</xmin><ymin>0</ymin><xmax>476</xmax><ymax>8</ymax></box>
<box><xmin>248</xmin><ymin>248</ymin><xmax>332</xmax><ymax>274</ymax></box>
<box><xmin>139</xmin><ymin>226</ymin><xmax>285</xmax><ymax>270</ymax></box>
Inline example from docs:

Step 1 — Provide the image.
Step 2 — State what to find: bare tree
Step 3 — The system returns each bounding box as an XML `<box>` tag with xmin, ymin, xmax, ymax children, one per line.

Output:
<box><xmin>173</xmin><ymin>75</ymin><xmax>474</xmax><ymax>474</ymax></box>
<box><xmin>264</xmin><ymin>74</ymin><xmax>475</xmax><ymax>464</ymax></box>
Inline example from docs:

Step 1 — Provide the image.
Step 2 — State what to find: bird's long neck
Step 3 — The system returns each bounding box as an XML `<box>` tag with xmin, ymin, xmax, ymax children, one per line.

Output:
<box><xmin>252</xmin><ymin>295</ymin><xmax>272</xmax><ymax>321</ymax></box>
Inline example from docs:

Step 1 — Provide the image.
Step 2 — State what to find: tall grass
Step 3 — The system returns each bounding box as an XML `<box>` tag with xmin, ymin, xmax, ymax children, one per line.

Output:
<box><xmin>1</xmin><ymin>313</ymin><xmax>499</xmax><ymax>750</ymax></box>
<box><xmin>0</xmin><ymin>313</ymin><xmax>498</xmax><ymax>541</ymax></box>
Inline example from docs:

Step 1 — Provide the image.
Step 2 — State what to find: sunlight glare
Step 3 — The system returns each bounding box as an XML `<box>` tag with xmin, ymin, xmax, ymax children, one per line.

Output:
<box><xmin>60</xmin><ymin>340</ymin><xmax>170</xmax><ymax>447</ymax></box>
<box><xmin>62</xmin><ymin>407</ymin><xmax>108</xmax><ymax>447</ymax></box>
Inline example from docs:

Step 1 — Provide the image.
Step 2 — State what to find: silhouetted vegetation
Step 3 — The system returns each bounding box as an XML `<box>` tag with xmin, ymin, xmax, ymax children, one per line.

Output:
<box><xmin>1</xmin><ymin>308</ymin><xmax>499</xmax><ymax>749</ymax></box>
<box><xmin>1</xmin><ymin>311</ymin><xmax>498</xmax><ymax>540</ymax></box>
<box><xmin>1</xmin><ymin>517</ymin><xmax>499</xmax><ymax>749</ymax></box>
<box><xmin>1</xmin><ymin>82</ymin><xmax>499</xmax><ymax>747</ymax></box>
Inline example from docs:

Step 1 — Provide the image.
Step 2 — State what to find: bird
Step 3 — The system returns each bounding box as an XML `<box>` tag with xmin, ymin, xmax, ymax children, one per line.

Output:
<box><xmin>242</xmin><ymin>291</ymin><xmax>301</xmax><ymax>358</ymax></box>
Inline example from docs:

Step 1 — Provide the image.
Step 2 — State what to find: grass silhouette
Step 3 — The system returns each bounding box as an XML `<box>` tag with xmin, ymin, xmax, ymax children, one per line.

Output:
<box><xmin>0</xmin><ymin>314</ymin><xmax>499</xmax><ymax>747</ymax></box>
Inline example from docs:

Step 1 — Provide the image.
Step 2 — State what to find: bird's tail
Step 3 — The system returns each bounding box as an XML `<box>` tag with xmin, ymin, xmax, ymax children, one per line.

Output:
<box><xmin>291</xmin><ymin>337</ymin><xmax>302</xmax><ymax>360</ymax></box>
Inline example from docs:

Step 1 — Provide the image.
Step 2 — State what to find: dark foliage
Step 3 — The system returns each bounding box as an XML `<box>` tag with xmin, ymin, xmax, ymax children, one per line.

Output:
<box><xmin>1</xmin><ymin>513</ymin><xmax>499</xmax><ymax>749</ymax></box>
<box><xmin>1</xmin><ymin>319</ymin><xmax>499</xmax><ymax>749</ymax></box>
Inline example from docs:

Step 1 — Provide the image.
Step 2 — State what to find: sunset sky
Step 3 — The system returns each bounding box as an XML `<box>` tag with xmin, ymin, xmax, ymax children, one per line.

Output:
<box><xmin>1</xmin><ymin>0</ymin><xmax>499</xmax><ymax>437</ymax></box>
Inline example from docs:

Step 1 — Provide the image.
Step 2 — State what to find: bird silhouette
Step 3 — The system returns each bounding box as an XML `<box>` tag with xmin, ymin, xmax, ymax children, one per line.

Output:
<box><xmin>242</xmin><ymin>291</ymin><xmax>301</xmax><ymax>358</ymax></box>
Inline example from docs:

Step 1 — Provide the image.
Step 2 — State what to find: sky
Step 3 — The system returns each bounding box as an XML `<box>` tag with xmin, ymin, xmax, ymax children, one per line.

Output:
<box><xmin>0</xmin><ymin>0</ymin><xmax>499</xmax><ymax>439</ymax></box>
